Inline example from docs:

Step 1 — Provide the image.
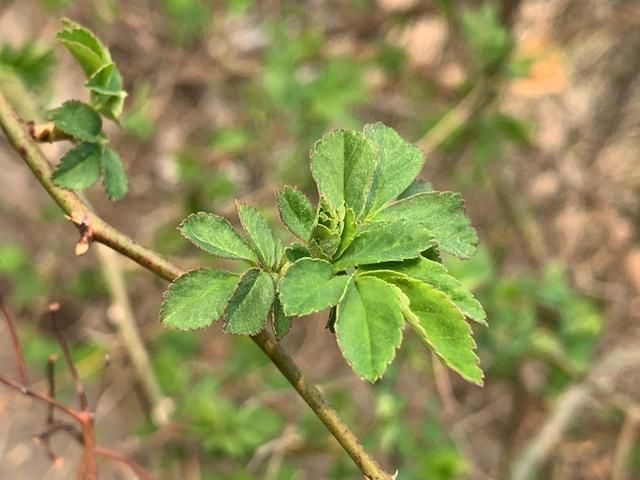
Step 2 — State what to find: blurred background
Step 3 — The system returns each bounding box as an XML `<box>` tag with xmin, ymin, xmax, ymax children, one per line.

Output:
<box><xmin>0</xmin><ymin>0</ymin><xmax>639</xmax><ymax>479</ymax></box>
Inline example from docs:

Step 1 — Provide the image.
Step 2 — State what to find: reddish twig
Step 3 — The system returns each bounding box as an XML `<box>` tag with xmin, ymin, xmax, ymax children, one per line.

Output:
<box><xmin>0</xmin><ymin>291</ymin><xmax>28</xmax><ymax>384</ymax></box>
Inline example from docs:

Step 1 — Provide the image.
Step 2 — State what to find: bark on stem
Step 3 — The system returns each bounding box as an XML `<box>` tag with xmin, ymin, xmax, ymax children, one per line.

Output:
<box><xmin>0</xmin><ymin>92</ymin><xmax>393</xmax><ymax>480</ymax></box>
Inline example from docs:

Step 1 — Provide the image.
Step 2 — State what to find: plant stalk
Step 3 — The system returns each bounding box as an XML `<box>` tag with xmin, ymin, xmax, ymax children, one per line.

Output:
<box><xmin>0</xmin><ymin>91</ymin><xmax>393</xmax><ymax>480</ymax></box>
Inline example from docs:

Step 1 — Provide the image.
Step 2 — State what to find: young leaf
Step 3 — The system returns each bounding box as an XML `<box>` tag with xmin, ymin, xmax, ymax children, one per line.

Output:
<box><xmin>56</xmin><ymin>18</ymin><xmax>111</xmax><ymax>77</ymax></box>
<box><xmin>86</xmin><ymin>63</ymin><xmax>127</xmax><ymax>121</ymax></box>
<box><xmin>277</xmin><ymin>186</ymin><xmax>316</xmax><ymax>241</ymax></box>
<box><xmin>224</xmin><ymin>268</ymin><xmax>275</xmax><ymax>335</ymax></box>
<box><xmin>332</xmin><ymin>220</ymin><xmax>434</xmax><ymax>271</ymax></box>
<box><xmin>363</xmin><ymin>123</ymin><xmax>425</xmax><ymax>216</ymax></box>
<box><xmin>359</xmin><ymin>257</ymin><xmax>487</xmax><ymax>325</ymax></box>
<box><xmin>161</xmin><ymin>268</ymin><xmax>239</xmax><ymax>330</ymax></box>
<box><xmin>237</xmin><ymin>202</ymin><xmax>281</xmax><ymax>270</ymax></box>
<box><xmin>335</xmin><ymin>277</ymin><xmax>404</xmax><ymax>382</ymax></box>
<box><xmin>272</xmin><ymin>295</ymin><xmax>292</xmax><ymax>339</ymax></box>
<box><xmin>284</xmin><ymin>243</ymin><xmax>311</xmax><ymax>263</ymax></box>
<box><xmin>48</xmin><ymin>100</ymin><xmax>102</xmax><ymax>142</ymax></box>
<box><xmin>334</xmin><ymin>207</ymin><xmax>356</xmax><ymax>259</ymax></box>
<box><xmin>308</xmin><ymin>196</ymin><xmax>345</xmax><ymax>259</ymax></box>
<box><xmin>279</xmin><ymin>258</ymin><xmax>351</xmax><ymax>316</ymax></box>
<box><xmin>383</xmin><ymin>273</ymin><xmax>483</xmax><ymax>385</ymax></box>
<box><xmin>179</xmin><ymin>212</ymin><xmax>259</xmax><ymax>263</ymax></box>
<box><xmin>310</xmin><ymin>129</ymin><xmax>377</xmax><ymax>218</ymax></box>
<box><xmin>52</xmin><ymin>142</ymin><xmax>102</xmax><ymax>190</ymax></box>
<box><xmin>370</xmin><ymin>192</ymin><xmax>478</xmax><ymax>259</ymax></box>
<box><xmin>101</xmin><ymin>147</ymin><xmax>128</xmax><ymax>200</ymax></box>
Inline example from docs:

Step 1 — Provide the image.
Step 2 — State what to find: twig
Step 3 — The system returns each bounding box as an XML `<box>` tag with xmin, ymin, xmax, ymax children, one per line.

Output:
<box><xmin>94</xmin><ymin>242</ymin><xmax>173</xmax><ymax>426</ymax></box>
<box><xmin>96</xmin><ymin>446</ymin><xmax>155</xmax><ymax>480</ymax></box>
<box><xmin>0</xmin><ymin>291</ymin><xmax>28</xmax><ymax>384</ymax></box>
<box><xmin>0</xmin><ymin>90</ymin><xmax>393</xmax><ymax>480</ymax></box>
<box><xmin>611</xmin><ymin>409</ymin><xmax>640</xmax><ymax>480</ymax></box>
<box><xmin>510</xmin><ymin>341</ymin><xmax>640</xmax><ymax>480</ymax></box>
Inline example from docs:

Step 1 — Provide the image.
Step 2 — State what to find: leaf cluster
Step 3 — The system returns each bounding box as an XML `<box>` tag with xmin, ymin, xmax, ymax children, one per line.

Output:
<box><xmin>49</xmin><ymin>19</ymin><xmax>128</xmax><ymax>200</ymax></box>
<box><xmin>161</xmin><ymin>123</ymin><xmax>487</xmax><ymax>384</ymax></box>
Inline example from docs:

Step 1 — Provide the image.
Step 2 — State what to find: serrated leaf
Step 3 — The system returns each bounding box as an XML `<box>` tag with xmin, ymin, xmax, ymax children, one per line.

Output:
<box><xmin>332</xmin><ymin>220</ymin><xmax>434</xmax><ymax>271</ymax></box>
<box><xmin>310</xmin><ymin>129</ymin><xmax>377</xmax><ymax>218</ymax></box>
<box><xmin>335</xmin><ymin>277</ymin><xmax>404</xmax><ymax>382</ymax></box>
<box><xmin>237</xmin><ymin>202</ymin><xmax>281</xmax><ymax>270</ymax></box>
<box><xmin>224</xmin><ymin>268</ymin><xmax>275</xmax><ymax>335</ymax></box>
<box><xmin>371</xmin><ymin>192</ymin><xmax>478</xmax><ymax>259</ymax></box>
<box><xmin>161</xmin><ymin>268</ymin><xmax>239</xmax><ymax>330</ymax></box>
<box><xmin>179</xmin><ymin>212</ymin><xmax>259</xmax><ymax>263</ymax></box>
<box><xmin>279</xmin><ymin>258</ymin><xmax>351</xmax><ymax>316</ymax></box>
<box><xmin>359</xmin><ymin>257</ymin><xmax>487</xmax><ymax>325</ymax></box>
<box><xmin>48</xmin><ymin>100</ymin><xmax>102</xmax><ymax>142</ymax></box>
<box><xmin>363</xmin><ymin>123</ymin><xmax>425</xmax><ymax>216</ymax></box>
<box><xmin>101</xmin><ymin>147</ymin><xmax>128</xmax><ymax>200</ymax></box>
<box><xmin>52</xmin><ymin>142</ymin><xmax>102</xmax><ymax>190</ymax></box>
<box><xmin>57</xmin><ymin>18</ymin><xmax>111</xmax><ymax>77</ymax></box>
<box><xmin>272</xmin><ymin>295</ymin><xmax>292</xmax><ymax>339</ymax></box>
<box><xmin>277</xmin><ymin>186</ymin><xmax>316</xmax><ymax>241</ymax></box>
<box><xmin>91</xmin><ymin>90</ymin><xmax>127</xmax><ymax>122</ymax></box>
<box><xmin>382</xmin><ymin>273</ymin><xmax>483</xmax><ymax>385</ymax></box>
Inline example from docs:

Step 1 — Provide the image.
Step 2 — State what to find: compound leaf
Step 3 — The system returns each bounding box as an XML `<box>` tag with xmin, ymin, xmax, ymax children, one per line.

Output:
<box><xmin>370</xmin><ymin>192</ymin><xmax>477</xmax><ymax>259</ymax></box>
<box><xmin>277</xmin><ymin>186</ymin><xmax>316</xmax><ymax>241</ymax></box>
<box><xmin>101</xmin><ymin>147</ymin><xmax>128</xmax><ymax>200</ymax></box>
<box><xmin>224</xmin><ymin>268</ymin><xmax>275</xmax><ymax>335</ymax></box>
<box><xmin>179</xmin><ymin>212</ymin><xmax>259</xmax><ymax>263</ymax></box>
<box><xmin>161</xmin><ymin>268</ymin><xmax>239</xmax><ymax>330</ymax></box>
<box><xmin>48</xmin><ymin>100</ymin><xmax>102</xmax><ymax>142</ymax></box>
<box><xmin>310</xmin><ymin>129</ymin><xmax>376</xmax><ymax>218</ymax></box>
<box><xmin>363</xmin><ymin>123</ymin><xmax>425</xmax><ymax>216</ymax></box>
<box><xmin>279</xmin><ymin>258</ymin><xmax>350</xmax><ymax>316</ymax></box>
<box><xmin>332</xmin><ymin>220</ymin><xmax>434</xmax><ymax>271</ymax></box>
<box><xmin>335</xmin><ymin>277</ymin><xmax>404</xmax><ymax>382</ymax></box>
<box><xmin>237</xmin><ymin>202</ymin><xmax>282</xmax><ymax>270</ymax></box>
<box><xmin>52</xmin><ymin>142</ymin><xmax>101</xmax><ymax>190</ymax></box>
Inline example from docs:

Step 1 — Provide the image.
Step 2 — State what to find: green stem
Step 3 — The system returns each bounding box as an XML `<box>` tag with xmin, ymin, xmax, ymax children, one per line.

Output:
<box><xmin>0</xmin><ymin>92</ymin><xmax>393</xmax><ymax>480</ymax></box>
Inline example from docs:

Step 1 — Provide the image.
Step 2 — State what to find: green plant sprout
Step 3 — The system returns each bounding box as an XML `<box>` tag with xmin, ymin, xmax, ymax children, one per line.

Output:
<box><xmin>161</xmin><ymin>124</ymin><xmax>487</xmax><ymax>384</ymax></box>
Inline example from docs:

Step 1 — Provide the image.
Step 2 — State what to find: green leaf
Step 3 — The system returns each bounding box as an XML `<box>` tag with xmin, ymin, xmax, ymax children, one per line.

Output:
<box><xmin>398</xmin><ymin>179</ymin><xmax>432</xmax><ymax>200</ymax></box>
<box><xmin>335</xmin><ymin>277</ymin><xmax>404</xmax><ymax>382</ymax></box>
<box><xmin>272</xmin><ymin>295</ymin><xmax>292</xmax><ymax>339</ymax></box>
<box><xmin>308</xmin><ymin>196</ymin><xmax>345</xmax><ymax>259</ymax></box>
<box><xmin>85</xmin><ymin>63</ymin><xmax>123</xmax><ymax>95</ymax></box>
<box><xmin>237</xmin><ymin>202</ymin><xmax>282</xmax><ymax>270</ymax></box>
<box><xmin>101</xmin><ymin>147</ymin><xmax>128</xmax><ymax>200</ymax></box>
<box><xmin>48</xmin><ymin>100</ymin><xmax>102</xmax><ymax>142</ymax></box>
<box><xmin>382</xmin><ymin>273</ymin><xmax>483</xmax><ymax>385</ymax></box>
<box><xmin>371</xmin><ymin>192</ymin><xmax>477</xmax><ymax>259</ymax></box>
<box><xmin>57</xmin><ymin>18</ymin><xmax>111</xmax><ymax>77</ymax></box>
<box><xmin>363</xmin><ymin>123</ymin><xmax>425</xmax><ymax>216</ymax></box>
<box><xmin>179</xmin><ymin>212</ymin><xmax>259</xmax><ymax>263</ymax></box>
<box><xmin>224</xmin><ymin>268</ymin><xmax>275</xmax><ymax>335</ymax></box>
<box><xmin>360</xmin><ymin>257</ymin><xmax>487</xmax><ymax>325</ymax></box>
<box><xmin>284</xmin><ymin>243</ymin><xmax>311</xmax><ymax>263</ymax></box>
<box><xmin>86</xmin><ymin>63</ymin><xmax>127</xmax><ymax>121</ymax></box>
<box><xmin>310</xmin><ymin>129</ymin><xmax>377</xmax><ymax>218</ymax></box>
<box><xmin>279</xmin><ymin>258</ymin><xmax>351</xmax><ymax>316</ymax></box>
<box><xmin>161</xmin><ymin>268</ymin><xmax>239</xmax><ymax>330</ymax></box>
<box><xmin>332</xmin><ymin>220</ymin><xmax>434</xmax><ymax>271</ymax></box>
<box><xmin>277</xmin><ymin>186</ymin><xmax>316</xmax><ymax>241</ymax></box>
<box><xmin>52</xmin><ymin>142</ymin><xmax>102</xmax><ymax>190</ymax></box>
<box><xmin>334</xmin><ymin>207</ymin><xmax>356</xmax><ymax>258</ymax></box>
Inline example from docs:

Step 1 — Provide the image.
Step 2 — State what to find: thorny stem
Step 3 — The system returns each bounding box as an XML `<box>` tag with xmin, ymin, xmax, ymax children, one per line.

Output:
<box><xmin>0</xmin><ymin>92</ymin><xmax>394</xmax><ymax>480</ymax></box>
